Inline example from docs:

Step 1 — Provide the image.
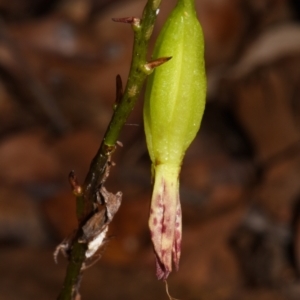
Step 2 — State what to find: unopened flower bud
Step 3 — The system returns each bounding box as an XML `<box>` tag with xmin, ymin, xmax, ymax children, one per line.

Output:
<box><xmin>143</xmin><ymin>0</ymin><xmax>206</xmax><ymax>279</ymax></box>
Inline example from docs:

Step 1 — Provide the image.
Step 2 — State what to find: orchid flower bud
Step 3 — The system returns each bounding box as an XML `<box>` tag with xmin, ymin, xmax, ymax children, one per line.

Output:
<box><xmin>143</xmin><ymin>0</ymin><xmax>206</xmax><ymax>279</ymax></box>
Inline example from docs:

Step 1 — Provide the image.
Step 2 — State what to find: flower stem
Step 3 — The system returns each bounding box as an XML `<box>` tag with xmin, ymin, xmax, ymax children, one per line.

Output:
<box><xmin>179</xmin><ymin>0</ymin><xmax>195</xmax><ymax>9</ymax></box>
<box><xmin>57</xmin><ymin>1</ymin><xmax>162</xmax><ymax>299</ymax></box>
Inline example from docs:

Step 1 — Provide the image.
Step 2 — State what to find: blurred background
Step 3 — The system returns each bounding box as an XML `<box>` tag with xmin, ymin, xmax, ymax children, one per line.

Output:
<box><xmin>0</xmin><ymin>0</ymin><xmax>300</xmax><ymax>299</ymax></box>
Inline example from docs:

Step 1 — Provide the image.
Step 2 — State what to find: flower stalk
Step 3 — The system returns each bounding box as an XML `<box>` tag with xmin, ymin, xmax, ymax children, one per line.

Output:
<box><xmin>57</xmin><ymin>1</ymin><xmax>162</xmax><ymax>299</ymax></box>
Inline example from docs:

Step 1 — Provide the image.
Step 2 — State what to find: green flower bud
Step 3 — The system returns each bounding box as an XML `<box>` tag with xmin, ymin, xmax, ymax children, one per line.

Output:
<box><xmin>143</xmin><ymin>0</ymin><xmax>206</xmax><ymax>279</ymax></box>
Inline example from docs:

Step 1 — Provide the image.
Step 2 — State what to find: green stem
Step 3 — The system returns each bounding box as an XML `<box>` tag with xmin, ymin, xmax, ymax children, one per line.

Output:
<box><xmin>81</xmin><ymin>0</ymin><xmax>162</xmax><ymax>223</ymax></box>
<box><xmin>57</xmin><ymin>1</ymin><xmax>162</xmax><ymax>299</ymax></box>
<box><xmin>57</xmin><ymin>236</ymin><xmax>87</xmax><ymax>300</ymax></box>
<box><xmin>179</xmin><ymin>0</ymin><xmax>195</xmax><ymax>9</ymax></box>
